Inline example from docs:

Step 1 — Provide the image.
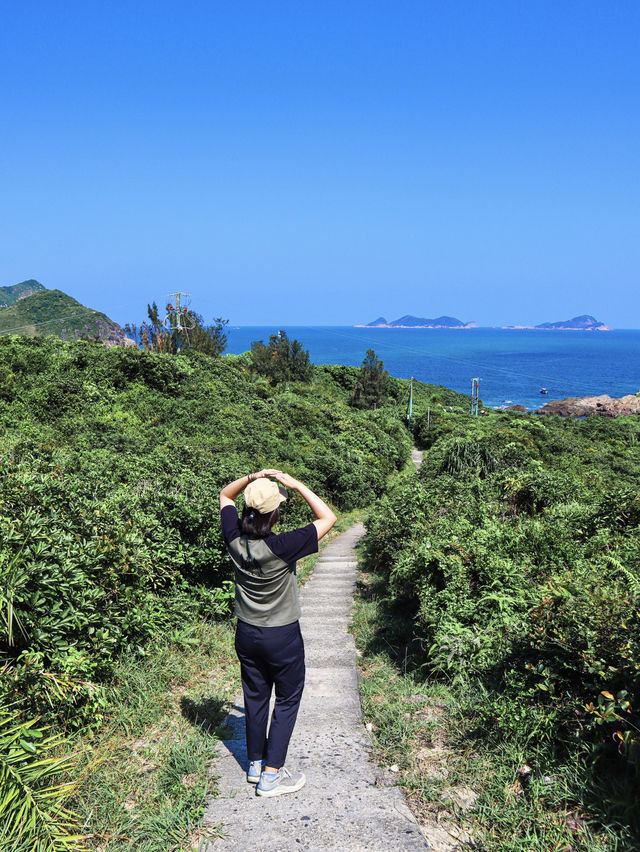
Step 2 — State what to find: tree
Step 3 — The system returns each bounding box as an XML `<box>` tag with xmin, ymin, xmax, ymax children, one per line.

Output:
<box><xmin>125</xmin><ymin>302</ymin><xmax>228</xmax><ymax>356</ymax></box>
<box><xmin>250</xmin><ymin>330</ymin><xmax>313</xmax><ymax>384</ymax></box>
<box><xmin>351</xmin><ymin>349</ymin><xmax>389</xmax><ymax>409</ymax></box>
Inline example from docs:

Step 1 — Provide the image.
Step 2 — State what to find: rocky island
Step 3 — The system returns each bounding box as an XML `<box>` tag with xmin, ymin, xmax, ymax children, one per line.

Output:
<box><xmin>503</xmin><ymin>314</ymin><xmax>611</xmax><ymax>330</ymax></box>
<box><xmin>357</xmin><ymin>314</ymin><xmax>477</xmax><ymax>328</ymax></box>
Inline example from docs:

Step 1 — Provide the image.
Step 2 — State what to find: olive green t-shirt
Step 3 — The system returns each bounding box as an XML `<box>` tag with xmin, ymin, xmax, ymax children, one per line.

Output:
<box><xmin>220</xmin><ymin>505</ymin><xmax>318</xmax><ymax>627</ymax></box>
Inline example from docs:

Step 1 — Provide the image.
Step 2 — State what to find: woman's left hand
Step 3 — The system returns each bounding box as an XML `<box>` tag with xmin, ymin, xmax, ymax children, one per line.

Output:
<box><xmin>254</xmin><ymin>468</ymin><xmax>282</xmax><ymax>479</ymax></box>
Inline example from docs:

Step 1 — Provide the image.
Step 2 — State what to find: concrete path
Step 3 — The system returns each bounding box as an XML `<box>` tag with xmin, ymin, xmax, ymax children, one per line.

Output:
<box><xmin>203</xmin><ymin>523</ymin><xmax>428</xmax><ymax>851</ymax></box>
<box><xmin>411</xmin><ymin>447</ymin><xmax>424</xmax><ymax>469</ymax></box>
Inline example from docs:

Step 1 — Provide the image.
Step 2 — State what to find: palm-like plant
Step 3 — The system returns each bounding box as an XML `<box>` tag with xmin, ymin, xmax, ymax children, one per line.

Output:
<box><xmin>0</xmin><ymin>540</ymin><xmax>29</xmax><ymax>650</ymax></box>
<box><xmin>0</xmin><ymin>709</ymin><xmax>85</xmax><ymax>851</ymax></box>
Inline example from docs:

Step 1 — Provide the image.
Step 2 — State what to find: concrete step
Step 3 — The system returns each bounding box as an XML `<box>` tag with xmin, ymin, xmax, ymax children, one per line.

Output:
<box><xmin>307</xmin><ymin>577</ymin><xmax>356</xmax><ymax>583</ymax></box>
<box><xmin>316</xmin><ymin>557</ymin><xmax>358</xmax><ymax>564</ymax></box>
<box><xmin>305</xmin><ymin>648</ymin><xmax>357</xmax><ymax>666</ymax></box>
<box><xmin>302</xmin><ymin>590</ymin><xmax>354</xmax><ymax>600</ymax></box>
<box><xmin>299</xmin><ymin>614</ymin><xmax>352</xmax><ymax>625</ymax></box>
<box><xmin>313</xmin><ymin>567</ymin><xmax>357</xmax><ymax>574</ymax></box>
<box><xmin>300</xmin><ymin>589</ymin><xmax>353</xmax><ymax>612</ymax></box>
<box><xmin>312</xmin><ymin>569</ymin><xmax>357</xmax><ymax>576</ymax></box>
<box><xmin>301</xmin><ymin>599</ymin><xmax>353</xmax><ymax>610</ymax></box>
<box><xmin>317</xmin><ymin>551</ymin><xmax>359</xmax><ymax>558</ymax></box>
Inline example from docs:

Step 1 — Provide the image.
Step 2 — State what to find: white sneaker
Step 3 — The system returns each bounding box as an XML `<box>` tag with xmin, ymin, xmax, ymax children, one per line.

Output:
<box><xmin>247</xmin><ymin>760</ymin><xmax>264</xmax><ymax>784</ymax></box>
<box><xmin>256</xmin><ymin>767</ymin><xmax>306</xmax><ymax>797</ymax></box>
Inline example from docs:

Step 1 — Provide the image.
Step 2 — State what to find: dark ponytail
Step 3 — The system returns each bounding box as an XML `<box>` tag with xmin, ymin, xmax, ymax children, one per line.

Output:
<box><xmin>240</xmin><ymin>505</ymin><xmax>280</xmax><ymax>538</ymax></box>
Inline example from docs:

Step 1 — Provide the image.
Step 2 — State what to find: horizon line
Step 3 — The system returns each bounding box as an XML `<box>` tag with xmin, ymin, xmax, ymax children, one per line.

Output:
<box><xmin>224</xmin><ymin>324</ymin><xmax>638</xmax><ymax>331</ymax></box>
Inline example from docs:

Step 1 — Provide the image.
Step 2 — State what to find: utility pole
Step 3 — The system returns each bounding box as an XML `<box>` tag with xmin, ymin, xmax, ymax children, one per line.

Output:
<box><xmin>470</xmin><ymin>377</ymin><xmax>480</xmax><ymax>416</ymax></box>
<box><xmin>164</xmin><ymin>292</ymin><xmax>195</xmax><ymax>353</ymax></box>
<box><xmin>407</xmin><ymin>376</ymin><xmax>414</xmax><ymax>427</ymax></box>
<box><xmin>175</xmin><ymin>292</ymin><xmax>181</xmax><ymax>353</ymax></box>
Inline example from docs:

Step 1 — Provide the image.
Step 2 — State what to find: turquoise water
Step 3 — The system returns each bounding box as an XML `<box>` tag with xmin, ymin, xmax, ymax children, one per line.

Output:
<box><xmin>226</xmin><ymin>327</ymin><xmax>640</xmax><ymax>410</ymax></box>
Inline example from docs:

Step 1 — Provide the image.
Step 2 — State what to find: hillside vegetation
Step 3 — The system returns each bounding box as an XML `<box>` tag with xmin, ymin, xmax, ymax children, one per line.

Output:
<box><xmin>0</xmin><ymin>287</ymin><xmax>129</xmax><ymax>344</ymax></box>
<box><xmin>1</xmin><ymin>336</ymin><xmax>466</xmax><ymax>847</ymax></box>
<box><xmin>0</xmin><ymin>278</ymin><xmax>45</xmax><ymax>307</ymax></box>
<box><xmin>363</xmin><ymin>408</ymin><xmax>640</xmax><ymax>848</ymax></box>
<box><xmin>0</xmin><ymin>337</ymin><xmax>473</xmax><ymax>725</ymax></box>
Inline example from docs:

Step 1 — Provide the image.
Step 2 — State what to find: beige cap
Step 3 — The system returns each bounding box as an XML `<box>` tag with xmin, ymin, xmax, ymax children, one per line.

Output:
<box><xmin>244</xmin><ymin>479</ymin><xmax>287</xmax><ymax>514</ymax></box>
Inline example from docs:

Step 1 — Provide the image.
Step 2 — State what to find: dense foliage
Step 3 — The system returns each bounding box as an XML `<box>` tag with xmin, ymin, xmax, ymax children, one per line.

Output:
<box><xmin>0</xmin><ymin>289</ymin><xmax>123</xmax><ymax>343</ymax></box>
<box><xmin>365</xmin><ymin>410</ymin><xmax>640</xmax><ymax>834</ymax></box>
<box><xmin>0</xmin><ymin>279</ymin><xmax>46</xmax><ymax>308</ymax></box>
<box><xmin>0</xmin><ymin>336</ymin><xmax>423</xmax><ymax>730</ymax></box>
<box><xmin>351</xmin><ymin>349</ymin><xmax>389</xmax><ymax>410</ymax></box>
<box><xmin>250</xmin><ymin>329</ymin><xmax>313</xmax><ymax>384</ymax></box>
<box><xmin>124</xmin><ymin>301</ymin><xmax>228</xmax><ymax>356</ymax></box>
<box><xmin>0</xmin><ymin>335</ymin><xmax>472</xmax><ymax>847</ymax></box>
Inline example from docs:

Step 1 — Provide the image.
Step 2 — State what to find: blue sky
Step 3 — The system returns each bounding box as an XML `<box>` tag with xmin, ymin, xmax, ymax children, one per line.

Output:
<box><xmin>1</xmin><ymin>1</ymin><xmax>639</xmax><ymax>327</ymax></box>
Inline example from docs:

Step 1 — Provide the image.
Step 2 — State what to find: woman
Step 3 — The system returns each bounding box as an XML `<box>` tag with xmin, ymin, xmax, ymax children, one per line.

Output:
<box><xmin>219</xmin><ymin>468</ymin><xmax>337</xmax><ymax>797</ymax></box>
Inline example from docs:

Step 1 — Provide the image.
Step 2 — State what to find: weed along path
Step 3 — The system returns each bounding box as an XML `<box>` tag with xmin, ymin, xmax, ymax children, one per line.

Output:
<box><xmin>203</xmin><ymin>523</ymin><xmax>428</xmax><ymax>851</ymax></box>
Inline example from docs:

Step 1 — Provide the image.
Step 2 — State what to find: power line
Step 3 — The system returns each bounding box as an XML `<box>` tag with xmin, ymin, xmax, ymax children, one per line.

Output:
<box><xmin>0</xmin><ymin>308</ymin><xmax>99</xmax><ymax>336</ymax></box>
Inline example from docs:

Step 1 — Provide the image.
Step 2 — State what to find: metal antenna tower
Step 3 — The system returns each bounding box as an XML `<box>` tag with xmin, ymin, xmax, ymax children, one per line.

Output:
<box><xmin>164</xmin><ymin>292</ymin><xmax>196</xmax><ymax>352</ymax></box>
<box><xmin>470</xmin><ymin>377</ymin><xmax>480</xmax><ymax>416</ymax></box>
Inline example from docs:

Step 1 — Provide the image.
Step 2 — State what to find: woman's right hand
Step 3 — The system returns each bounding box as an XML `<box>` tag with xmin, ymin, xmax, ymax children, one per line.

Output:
<box><xmin>274</xmin><ymin>472</ymin><xmax>336</xmax><ymax>539</ymax></box>
<box><xmin>274</xmin><ymin>471</ymin><xmax>300</xmax><ymax>490</ymax></box>
<box><xmin>255</xmin><ymin>468</ymin><xmax>282</xmax><ymax>479</ymax></box>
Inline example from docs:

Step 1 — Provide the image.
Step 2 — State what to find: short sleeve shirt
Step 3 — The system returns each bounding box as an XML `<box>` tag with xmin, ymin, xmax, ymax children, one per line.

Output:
<box><xmin>221</xmin><ymin>505</ymin><xmax>318</xmax><ymax>627</ymax></box>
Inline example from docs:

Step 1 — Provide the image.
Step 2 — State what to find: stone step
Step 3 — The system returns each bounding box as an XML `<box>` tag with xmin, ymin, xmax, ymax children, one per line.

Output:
<box><xmin>305</xmin><ymin>586</ymin><xmax>355</xmax><ymax>594</ymax></box>
<box><xmin>300</xmin><ymin>623</ymin><xmax>352</xmax><ymax>634</ymax></box>
<box><xmin>305</xmin><ymin>570</ymin><xmax>356</xmax><ymax>578</ymax></box>
<box><xmin>300</xmin><ymin>589</ymin><xmax>353</xmax><ymax>612</ymax></box>
<box><xmin>318</xmin><ymin>552</ymin><xmax>358</xmax><ymax>557</ymax></box>
<box><xmin>316</xmin><ymin>557</ymin><xmax>358</xmax><ymax>564</ymax></box>
<box><xmin>304</xmin><ymin>641</ymin><xmax>354</xmax><ymax>652</ymax></box>
<box><xmin>301</xmin><ymin>598</ymin><xmax>353</xmax><ymax>609</ymax></box>
<box><xmin>308</xmin><ymin>570</ymin><xmax>357</xmax><ymax>579</ymax></box>
<box><xmin>299</xmin><ymin>614</ymin><xmax>352</xmax><ymax>624</ymax></box>
<box><xmin>300</xmin><ymin>609</ymin><xmax>353</xmax><ymax>620</ymax></box>
<box><xmin>305</xmin><ymin>648</ymin><xmax>357</xmax><ymax>666</ymax></box>
<box><xmin>301</xmin><ymin>629</ymin><xmax>353</xmax><ymax>640</ymax></box>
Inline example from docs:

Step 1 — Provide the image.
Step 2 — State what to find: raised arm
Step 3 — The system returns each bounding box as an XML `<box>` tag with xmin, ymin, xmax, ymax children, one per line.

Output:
<box><xmin>219</xmin><ymin>469</ymin><xmax>282</xmax><ymax>510</ymax></box>
<box><xmin>274</xmin><ymin>472</ymin><xmax>337</xmax><ymax>540</ymax></box>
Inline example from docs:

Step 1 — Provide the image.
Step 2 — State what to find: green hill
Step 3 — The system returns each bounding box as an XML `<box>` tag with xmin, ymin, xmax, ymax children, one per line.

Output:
<box><xmin>0</xmin><ymin>278</ymin><xmax>45</xmax><ymax>307</ymax></box>
<box><xmin>0</xmin><ymin>287</ymin><xmax>131</xmax><ymax>345</ymax></box>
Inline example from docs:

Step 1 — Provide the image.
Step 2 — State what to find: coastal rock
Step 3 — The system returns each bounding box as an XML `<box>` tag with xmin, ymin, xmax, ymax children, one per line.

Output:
<box><xmin>535</xmin><ymin>393</ymin><xmax>640</xmax><ymax>417</ymax></box>
<box><xmin>506</xmin><ymin>404</ymin><xmax>527</xmax><ymax>412</ymax></box>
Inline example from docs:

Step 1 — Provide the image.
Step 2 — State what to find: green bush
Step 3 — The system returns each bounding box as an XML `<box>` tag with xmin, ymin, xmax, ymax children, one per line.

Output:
<box><xmin>0</xmin><ymin>335</ymin><xmax>416</xmax><ymax>728</ymax></box>
<box><xmin>365</xmin><ymin>410</ymin><xmax>640</xmax><ymax>776</ymax></box>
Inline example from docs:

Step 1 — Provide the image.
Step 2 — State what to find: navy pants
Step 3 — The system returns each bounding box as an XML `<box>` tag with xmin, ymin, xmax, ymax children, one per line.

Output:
<box><xmin>235</xmin><ymin>619</ymin><xmax>305</xmax><ymax>769</ymax></box>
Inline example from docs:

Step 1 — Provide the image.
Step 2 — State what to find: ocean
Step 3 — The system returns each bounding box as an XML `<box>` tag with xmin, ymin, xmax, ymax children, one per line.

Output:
<box><xmin>225</xmin><ymin>326</ymin><xmax>640</xmax><ymax>411</ymax></box>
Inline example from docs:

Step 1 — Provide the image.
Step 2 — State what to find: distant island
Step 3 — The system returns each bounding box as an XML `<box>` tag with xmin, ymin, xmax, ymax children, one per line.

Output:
<box><xmin>503</xmin><ymin>314</ymin><xmax>611</xmax><ymax>331</ymax></box>
<box><xmin>357</xmin><ymin>314</ymin><xmax>477</xmax><ymax>329</ymax></box>
<box><xmin>358</xmin><ymin>312</ymin><xmax>611</xmax><ymax>330</ymax></box>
